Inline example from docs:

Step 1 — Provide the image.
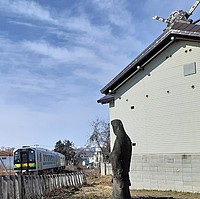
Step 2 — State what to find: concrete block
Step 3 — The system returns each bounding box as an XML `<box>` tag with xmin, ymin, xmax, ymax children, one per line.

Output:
<box><xmin>135</xmin><ymin>182</ymin><xmax>144</xmax><ymax>189</ymax></box>
<box><xmin>157</xmin><ymin>166</ymin><xmax>165</xmax><ymax>172</ymax></box>
<box><xmin>149</xmin><ymin>166</ymin><xmax>158</xmax><ymax>171</ymax></box>
<box><xmin>182</xmin><ymin>173</ymin><xmax>192</xmax><ymax>182</ymax></box>
<box><xmin>158</xmin><ymin>182</ymin><xmax>168</xmax><ymax>191</ymax></box>
<box><xmin>174</xmin><ymin>158</ymin><xmax>182</xmax><ymax>164</ymax></box>
<box><xmin>174</xmin><ymin>158</ymin><xmax>182</xmax><ymax>165</ymax></box>
<box><xmin>192</xmin><ymin>186</ymin><xmax>200</xmax><ymax>193</ymax></box>
<box><xmin>182</xmin><ymin>167</ymin><xmax>192</xmax><ymax>173</ymax></box>
<box><xmin>158</xmin><ymin>155</ymin><xmax>165</xmax><ymax>163</ymax></box>
<box><xmin>143</xmin><ymin>178</ymin><xmax>151</xmax><ymax>185</ymax></box>
<box><xmin>173</xmin><ymin>172</ymin><xmax>183</xmax><ymax>181</ymax></box>
<box><xmin>142</xmin><ymin>155</ymin><xmax>148</xmax><ymax>163</ymax></box>
<box><xmin>165</xmin><ymin>172</ymin><xmax>174</xmax><ymax>181</ymax></box>
<box><xmin>192</xmin><ymin>172</ymin><xmax>200</xmax><ymax>181</ymax></box>
<box><xmin>165</xmin><ymin>168</ymin><xmax>174</xmax><ymax>173</ymax></box>
<box><xmin>173</xmin><ymin>167</ymin><xmax>182</xmax><ymax>173</ymax></box>
<box><xmin>191</xmin><ymin>158</ymin><xmax>200</xmax><ymax>164</ymax></box>
<box><xmin>183</xmin><ymin>185</ymin><xmax>193</xmax><ymax>192</ymax></box>
<box><xmin>191</xmin><ymin>166</ymin><xmax>200</xmax><ymax>172</ymax></box>
<box><xmin>130</xmin><ymin>153</ymin><xmax>200</xmax><ymax>193</ymax></box>
<box><xmin>181</xmin><ymin>155</ymin><xmax>191</xmax><ymax>164</ymax></box>
<box><xmin>192</xmin><ymin>181</ymin><xmax>200</xmax><ymax>187</ymax></box>
<box><xmin>131</xmin><ymin>182</ymin><xmax>137</xmax><ymax>190</ymax></box>
<box><xmin>192</xmin><ymin>161</ymin><xmax>200</xmax><ymax>169</ymax></box>
<box><xmin>164</xmin><ymin>180</ymin><xmax>175</xmax><ymax>191</ymax></box>
<box><xmin>182</xmin><ymin>163</ymin><xmax>192</xmax><ymax>169</ymax></box>
<box><xmin>150</xmin><ymin>179</ymin><xmax>158</xmax><ymax>190</ymax></box>
<box><xmin>135</xmin><ymin>163</ymin><xmax>143</xmax><ymax>171</ymax></box>
<box><xmin>157</xmin><ymin>172</ymin><xmax>165</xmax><ymax>180</ymax></box>
<box><xmin>143</xmin><ymin>166</ymin><xmax>150</xmax><ymax>171</ymax></box>
<box><xmin>183</xmin><ymin>180</ymin><xmax>193</xmax><ymax>187</ymax></box>
<box><xmin>174</xmin><ymin>181</ymin><xmax>184</xmax><ymax>192</ymax></box>
<box><xmin>134</xmin><ymin>155</ymin><xmax>143</xmax><ymax>163</ymax></box>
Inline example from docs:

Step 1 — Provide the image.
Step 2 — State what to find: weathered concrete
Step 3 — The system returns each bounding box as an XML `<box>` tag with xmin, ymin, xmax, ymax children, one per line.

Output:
<box><xmin>0</xmin><ymin>172</ymin><xmax>85</xmax><ymax>199</ymax></box>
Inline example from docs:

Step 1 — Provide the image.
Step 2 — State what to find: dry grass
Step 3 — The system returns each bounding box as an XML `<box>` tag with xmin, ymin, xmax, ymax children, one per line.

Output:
<box><xmin>45</xmin><ymin>169</ymin><xmax>200</xmax><ymax>199</ymax></box>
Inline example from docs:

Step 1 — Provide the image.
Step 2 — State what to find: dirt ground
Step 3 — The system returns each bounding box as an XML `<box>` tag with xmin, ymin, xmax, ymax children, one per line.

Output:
<box><xmin>45</xmin><ymin>170</ymin><xmax>200</xmax><ymax>199</ymax></box>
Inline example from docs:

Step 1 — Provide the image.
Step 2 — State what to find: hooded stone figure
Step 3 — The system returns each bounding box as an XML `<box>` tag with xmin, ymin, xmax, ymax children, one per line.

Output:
<box><xmin>111</xmin><ymin>119</ymin><xmax>132</xmax><ymax>199</ymax></box>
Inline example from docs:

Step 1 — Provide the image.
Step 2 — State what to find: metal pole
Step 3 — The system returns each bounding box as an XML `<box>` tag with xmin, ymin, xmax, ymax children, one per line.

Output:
<box><xmin>34</xmin><ymin>145</ymin><xmax>39</xmax><ymax>175</ymax></box>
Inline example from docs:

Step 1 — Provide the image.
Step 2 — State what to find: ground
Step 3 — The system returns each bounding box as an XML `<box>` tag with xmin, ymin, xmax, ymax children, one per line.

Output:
<box><xmin>45</xmin><ymin>169</ymin><xmax>200</xmax><ymax>199</ymax></box>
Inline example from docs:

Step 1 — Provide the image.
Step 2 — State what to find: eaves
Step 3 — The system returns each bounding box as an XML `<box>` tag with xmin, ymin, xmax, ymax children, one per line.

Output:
<box><xmin>100</xmin><ymin>25</ymin><xmax>200</xmax><ymax>96</ymax></box>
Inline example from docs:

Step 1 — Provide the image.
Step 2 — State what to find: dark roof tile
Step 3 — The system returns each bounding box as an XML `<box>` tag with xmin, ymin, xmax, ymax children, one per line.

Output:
<box><xmin>97</xmin><ymin>95</ymin><xmax>114</xmax><ymax>104</ymax></box>
<box><xmin>171</xmin><ymin>22</ymin><xmax>200</xmax><ymax>32</ymax></box>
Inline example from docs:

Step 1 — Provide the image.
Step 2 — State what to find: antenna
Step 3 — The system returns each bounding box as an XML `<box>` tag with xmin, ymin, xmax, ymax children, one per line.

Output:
<box><xmin>153</xmin><ymin>0</ymin><xmax>200</xmax><ymax>28</ymax></box>
<box><xmin>188</xmin><ymin>0</ymin><xmax>200</xmax><ymax>16</ymax></box>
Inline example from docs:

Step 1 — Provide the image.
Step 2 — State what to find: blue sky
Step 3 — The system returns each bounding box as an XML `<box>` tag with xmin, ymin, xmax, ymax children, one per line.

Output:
<box><xmin>0</xmin><ymin>0</ymin><xmax>199</xmax><ymax>149</ymax></box>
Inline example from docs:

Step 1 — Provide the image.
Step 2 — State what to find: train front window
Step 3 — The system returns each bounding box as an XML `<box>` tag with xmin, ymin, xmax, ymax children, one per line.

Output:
<box><xmin>29</xmin><ymin>150</ymin><xmax>35</xmax><ymax>162</ymax></box>
<box><xmin>14</xmin><ymin>151</ymin><xmax>20</xmax><ymax>163</ymax></box>
<box><xmin>21</xmin><ymin>153</ymin><xmax>28</xmax><ymax>163</ymax></box>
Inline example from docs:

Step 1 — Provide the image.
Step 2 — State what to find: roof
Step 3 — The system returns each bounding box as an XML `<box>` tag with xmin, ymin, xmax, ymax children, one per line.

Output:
<box><xmin>98</xmin><ymin>22</ymin><xmax>200</xmax><ymax>104</ymax></box>
<box><xmin>97</xmin><ymin>94</ymin><xmax>114</xmax><ymax>104</ymax></box>
<box><xmin>0</xmin><ymin>151</ymin><xmax>12</xmax><ymax>156</ymax></box>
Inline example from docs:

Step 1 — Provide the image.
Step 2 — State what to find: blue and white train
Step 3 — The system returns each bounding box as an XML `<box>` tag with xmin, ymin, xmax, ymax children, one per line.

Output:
<box><xmin>13</xmin><ymin>146</ymin><xmax>65</xmax><ymax>174</ymax></box>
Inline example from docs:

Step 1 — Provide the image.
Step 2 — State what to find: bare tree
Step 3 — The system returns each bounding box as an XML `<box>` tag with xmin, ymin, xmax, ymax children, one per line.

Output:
<box><xmin>87</xmin><ymin>118</ymin><xmax>110</xmax><ymax>162</ymax></box>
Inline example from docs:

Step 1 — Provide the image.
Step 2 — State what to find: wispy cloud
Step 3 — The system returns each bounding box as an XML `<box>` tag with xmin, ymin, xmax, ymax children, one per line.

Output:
<box><xmin>0</xmin><ymin>0</ymin><xmax>56</xmax><ymax>23</ymax></box>
<box><xmin>1</xmin><ymin>0</ymin><xmax>191</xmax><ymax>147</ymax></box>
<box><xmin>92</xmin><ymin>0</ymin><xmax>134</xmax><ymax>31</ymax></box>
<box><xmin>0</xmin><ymin>0</ymin><xmax>145</xmax><ymax>118</ymax></box>
<box><xmin>9</xmin><ymin>20</ymin><xmax>41</xmax><ymax>28</ymax></box>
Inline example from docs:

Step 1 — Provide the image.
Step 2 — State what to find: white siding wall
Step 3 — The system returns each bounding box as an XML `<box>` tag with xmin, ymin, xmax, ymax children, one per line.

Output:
<box><xmin>110</xmin><ymin>41</ymin><xmax>200</xmax><ymax>154</ymax></box>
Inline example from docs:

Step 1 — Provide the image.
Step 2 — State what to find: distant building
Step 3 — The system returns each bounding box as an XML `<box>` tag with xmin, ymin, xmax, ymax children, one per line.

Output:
<box><xmin>93</xmin><ymin>147</ymin><xmax>104</xmax><ymax>164</ymax></box>
<box><xmin>0</xmin><ymin>151</ymin><xmax>13</xmax><ymax>175</ymax></box>
<box><xmin>98</xmin><ymin>21</ymin><xmax>200</xmax><ymax>192</ymax></box>
<box><xmin>76</xmin><ymin>148</ymin><xmax>95</xmax><ymax>166</ymax></box>
<box><xmin>76</xmin><ymin>147</ymin><xmax>104</xmax><ymax>168</ymax></box>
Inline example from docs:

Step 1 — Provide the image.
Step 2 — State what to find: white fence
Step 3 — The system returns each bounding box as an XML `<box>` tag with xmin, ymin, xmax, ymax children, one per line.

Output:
<box><xmin>0</xmin><ymin>172</ymin><xmax>85</xmax><ymax>199</ymax></box>
<box><xmin>100</xmin><ymin>163</ymin><xmax>112</xmax><ymax>176</ymax></box>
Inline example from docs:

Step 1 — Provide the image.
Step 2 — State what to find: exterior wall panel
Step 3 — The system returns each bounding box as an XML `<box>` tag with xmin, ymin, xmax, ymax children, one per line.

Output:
<box><xmin>109</xmin><ymin>40</ymin><xmax>200</xmax><ymax>192</ymax></box>
<box><xmin>110</xmin><ymin>41</ymin><xmax>200</xmax><ymax>154</ymax></box>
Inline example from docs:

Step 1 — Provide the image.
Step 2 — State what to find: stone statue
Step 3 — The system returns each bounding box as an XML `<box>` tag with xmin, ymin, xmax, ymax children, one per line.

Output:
<box><xmin>111</xmin><ymin>119</ymin><xmax>132</xmax><ymax>199</ymax></box>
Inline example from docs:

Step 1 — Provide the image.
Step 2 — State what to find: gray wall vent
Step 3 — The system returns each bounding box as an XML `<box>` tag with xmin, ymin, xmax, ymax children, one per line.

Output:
<box><xmin>183</xmin><ymin>62</ymin><xmax>197</xmax><ymax>76</ymax></box>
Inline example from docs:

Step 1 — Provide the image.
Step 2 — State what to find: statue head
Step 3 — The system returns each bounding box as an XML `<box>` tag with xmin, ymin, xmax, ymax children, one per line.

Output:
<box><xmin>111</xmin><ymin>119</ymin><xmax>124</xmax><ymax>136</ymax></box>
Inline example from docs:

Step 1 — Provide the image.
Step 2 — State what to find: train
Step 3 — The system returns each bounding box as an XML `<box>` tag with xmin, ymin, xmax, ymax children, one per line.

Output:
<box><xmin>13</xmin><ymin>146</ymin><xmax>65</xmax><ymax>174</ymax></box>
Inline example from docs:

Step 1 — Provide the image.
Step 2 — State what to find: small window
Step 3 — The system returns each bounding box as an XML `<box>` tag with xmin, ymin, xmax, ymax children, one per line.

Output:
<box><xmin>109</xmin><ymin>101</ymin><xmax>115</xmax><ymax>108</ymax></box>
<box><xmin>183</xmin><ymin>62</ymin><xmax>196</xmax><ymax>76</ymax></box>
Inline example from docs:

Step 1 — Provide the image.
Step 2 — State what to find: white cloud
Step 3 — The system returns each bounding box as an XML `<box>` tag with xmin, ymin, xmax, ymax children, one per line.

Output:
<box><xmin>2</xmin><ymin>0</ymin><xmax>192</xmax><ymax>147</ymax></box>
<box><xmin>9</xmin><ymin>20</ymin><xmax>41</xmax><ymax>28</ymax></box>
<box><xmin>93</xmin><ymin>0</ymin><xmax>134</xmax><ymax>30</ymax></box>
<box><xmin>0</xmin><ymin>0</ymin><xmax>56</xmax><ymax>24</ymax></box>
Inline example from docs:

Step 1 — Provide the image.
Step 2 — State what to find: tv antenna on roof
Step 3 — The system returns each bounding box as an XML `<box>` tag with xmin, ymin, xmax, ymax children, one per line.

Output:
<box><xmin>153</xmin><ymin>0</ymin><xmax>200</xmax><ymax>28</ymax></box>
